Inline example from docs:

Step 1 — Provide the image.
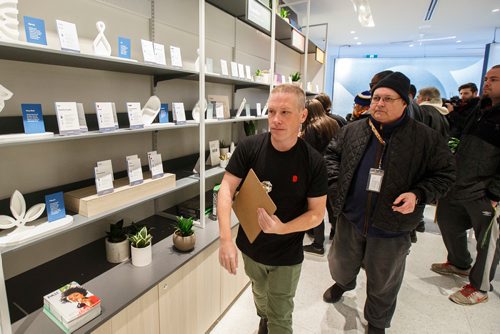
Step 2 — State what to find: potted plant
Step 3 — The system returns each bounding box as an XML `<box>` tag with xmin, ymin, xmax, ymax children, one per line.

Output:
<box><xmin>280</xmin><ymin>8</ymin><xmax>290</xmax><ymax>23</ymax></box>
<box><xmin>105</xmin><ymin>220</ymin><xmax>130</xmax><ymax>263</ymax></box>
<box><xmin>219</xmin><ymin>151</ymin><xmax>231</xmax><ymax>168</ymax></box>
<box><xmin>220</xmin><ymin>140</ymin><xmax>230</xmax><ymax>157</ymax></box>
<box><xmin>173</xmin><ymin>216</ymin><xmax>196</xmax><ymax>252</ymax></box>
<box><xmin>290</xmin><ymin>71</ymin><xmax>301</xmax><ymax>86</ymax></box>
<box><xmin>128</xmin><ymin>226</ymin><xmax>153</xmax><ymax>267</ymax></box>
<box><xmin>254</xmin><ymin>69</ymin><xmax>271</xmax><ymax>84</ymax></box>
<box><xmin>244</xmin><ymin>120</ymin><xmax>256</xmax><ymax>136</ymax></box>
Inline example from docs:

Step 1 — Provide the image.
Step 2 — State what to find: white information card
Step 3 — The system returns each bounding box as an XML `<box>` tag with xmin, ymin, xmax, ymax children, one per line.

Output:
<box><xmin>95</xmin><ymin>166</ymin><xmax>114</xmax><ymax>195</ymax></box>
<box><xmin>56</xmin><ymin>19</ymin><xmax>80</xmax><ymax>52</ymax></box>
<box><xmin>147</xmin><ymin>151</ymin><xmax>164</xmax><ymax>179</ymax></box>
<box><xmin>55</xmin><ymin>102</ymin><xmax>81</xmax><ymax>135</ymax></box>
<box><xmin>172</xmin><ymin>102</ymin><xmax>186</xmax><ymax>124</ymax></box>
<box><xmin>220</xmin><ymin>59</ymin><xmax>229</xmax><ymax>76</ymax></box>
<box><xmin>126</xmin><ymin>155</ymin><xmax>143</xmax><ymax>186</ymax></box>
<box><xmin>95</xmin><ymin>102</ymin><xmax>116</xmax><ymax>132</ymax></box>
<box><xmin>126</xmin><ymin>102</ymin><xmax>144</xmax><ymax>129</ymax></box>
<box><xmin>170</xmin><ymin>46</ymin><xmax>183</xmax><ymax>67</ymax></box>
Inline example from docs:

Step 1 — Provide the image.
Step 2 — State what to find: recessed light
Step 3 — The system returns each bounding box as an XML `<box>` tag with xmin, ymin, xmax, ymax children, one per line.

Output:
<box><xmin>492</xmin><ymin>8</ymin><xmax>499</xmax><ymax>13</ymax></box>
<box><xmin>354</xmin><ymin>36</ymin><xmax>359</xmax><ymax>40</ymax></box>
<box><xmin>350</xmin><ymin>30</ymin><xmax>356</xmax><ymax>34</ymax></box>
<box><xmin>409</xmin><ymin>44</ymin><xmax>414</xmax><ymax>47</ymax></box>
<box><xmin>456</xmin><ymin>40</ymin><xmax>462</xmax><ymax>43</ymax></box>
<box><xmin>356</xmin><ymin>42</ymin><xmax>362</xmax><ymax>45</ymax></box>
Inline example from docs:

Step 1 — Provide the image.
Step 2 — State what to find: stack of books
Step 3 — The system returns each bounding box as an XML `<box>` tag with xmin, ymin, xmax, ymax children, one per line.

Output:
<box><xmin>43</xmin><ymin>281</ymin><xmax>101</xmax><ymax>333</ymax></box>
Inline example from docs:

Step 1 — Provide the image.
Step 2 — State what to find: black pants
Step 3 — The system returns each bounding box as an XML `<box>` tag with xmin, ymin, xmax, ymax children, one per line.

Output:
<box><xmin>327</xmin><ymin>215</ymin><xmax>411</xmax><ymax>329</ymax></box>
<box><xmin>436</xmin><ymin>197</ymin><xmax>500</xmax><ymax>291</ymax></box>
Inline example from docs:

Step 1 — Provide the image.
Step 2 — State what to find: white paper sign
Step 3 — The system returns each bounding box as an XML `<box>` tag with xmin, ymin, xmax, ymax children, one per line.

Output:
<box><xmin>126</xmin><ymin>102</ymin><xmax>144</xmax><ymax>129</ymax></box>
<box><xmin>172</xmin><ymin>102</ymin><xmax>186</xmax><ymax>124</ymax></box>
<box><xmin>256</xmin><ymin>103</ymin><xmax>262</xmax><ymax>116</ymax></box>
<box><xmin>262</xmin><ymin>103</ymin><xmax>268</xmax><ymax>116</ymax></box>
<box><xmin>148</xmin><ymin>151</ymin><xmax>164</xmax><ymax>179</ymax></box>
<box><xmin>209</xmin><ymin>140</ymin><xmax>220</xmax><ymax>166</ymax></box>
<box><xmin>112</xmin><ymin>102</ymin><xmax>119</xmax><ymax>129</ymax></box>
<box><xmin>230</xmin><ymin>61</ymin><xmax>239</xmax><ymax>77</ymax></box>
<box><xmin>154</xmin><ymin>43</ymin><xmax>166</xmax><ymax>65</ymax></box>
<box><xmin>235</xmin><ymin>98</ymin><xmax>246</xmax><ymax>118</ymax></box>
<box><xmin>141</xmin><ymin>39</ymin><xmax>156</xmax><ymax>63</ymax></box>
<box><xmin>97</xmin><ymin>159</ymin><xmax>114</xmax><ymax>181</ymax></box>
<box><xmin>215</xmin><ymin>103</ymin><xmax>225</xmax><ymax>120</ymax></box>
<box><xmin>245</xmin><ymin>104</ymin><xmax>251</xmax><ymax>116</ymax></box>
<box><xmin>95</xmin><ymin>102</ymin><xmax>116</xmax><ymax>132</ymax></box>
<box><xmin>55</xmin><ymin>102</ymin><xmax>81</xmax><ymax>135</ymax></box>
<box><xmin>127</xmin><ymin>157</ymin><xmax>143</xmax><ymax>186</ymax></box>
<box><xmin>76</xmin><ymin>103</ymin><xmax>88</xmax><ymax>132</ymax></box>
<box><xmin>170</xmin><ymin>46</ymin><xmax>183</xmax><ymax>67</ymax></box>
<box><xmin>238</xmin><ymin>63</ymin><xmax>245</xmax><ymax>79</ymax></box>
<box><xmin>245</xmin><ymin>65</ymin><xmax>252</xmax><ymax>80</ymax></box>
<box><xmin>95</xmin><ymin>166</ymin><xmax>114</xmax><ymax>195</ymax></box>
<box><xmin>220</xmin><ymin>59</ymin><xmax>229</xmax><ymax>76</ymax></box>
<box><xmin>56</xmin><ymin>20</ymin><xmax>80</xmax><ymax>52</ymax></box>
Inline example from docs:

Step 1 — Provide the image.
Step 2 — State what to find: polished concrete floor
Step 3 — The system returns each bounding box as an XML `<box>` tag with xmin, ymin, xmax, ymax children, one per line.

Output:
<box><xmin>210</xmin><ymin>206</ymin><xmax>500</xmax><ymax>333</ymax></box>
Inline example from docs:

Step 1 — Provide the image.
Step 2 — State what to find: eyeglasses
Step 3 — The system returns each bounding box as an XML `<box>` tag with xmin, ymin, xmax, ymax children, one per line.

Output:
<box><xmin>371</xmin><ymin>96</ymin><xmax>402</xmax><ymax>104</ymax></box>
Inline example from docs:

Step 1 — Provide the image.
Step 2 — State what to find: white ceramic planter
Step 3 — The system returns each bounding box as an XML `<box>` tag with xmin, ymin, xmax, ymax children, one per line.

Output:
<box><xmin>105</xmin><ymin>238</ymin><xmax>130</xmax><ymax>263</ymax></box>
<box><xmin>131</xmin><ymin>244</ymin><xmax>152</xmax><ymax>267</ymax></box>
<box><xmin>220</xmin><ymin>147</ymin><xmax>229</xmax><ymax>156</ymax></box>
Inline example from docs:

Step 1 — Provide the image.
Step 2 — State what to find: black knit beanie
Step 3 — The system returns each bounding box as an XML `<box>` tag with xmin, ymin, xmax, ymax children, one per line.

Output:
<box><xmin>372</xmin><ymin>72</ymin><xmax>410</xmax><ymax>105</ymax></box>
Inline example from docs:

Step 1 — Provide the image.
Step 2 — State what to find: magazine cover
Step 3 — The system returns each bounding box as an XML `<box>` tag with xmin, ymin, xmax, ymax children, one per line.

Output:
<box><xmin>43</xmin><ymin>281</ymin><xmax>101</xmax><ymax>322</ymax></box>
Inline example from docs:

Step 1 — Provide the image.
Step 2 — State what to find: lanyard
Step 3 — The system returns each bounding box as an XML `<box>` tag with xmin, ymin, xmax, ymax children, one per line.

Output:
<box><xmin>368</xmin><ymin>119</ymin><xmax>386</xmax><ymax>169</ymax></box>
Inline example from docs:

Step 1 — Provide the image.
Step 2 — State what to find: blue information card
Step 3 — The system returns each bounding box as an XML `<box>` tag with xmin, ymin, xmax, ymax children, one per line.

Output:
<box><xmin>24</xmin><ymin>16</ymin><xmax>47</xmax><ymax>45</ymax></box>
<box><xmin>118</xmin><ymin>37</ymin><xmax>131</xmax><ymax>59</ymax></box>
<box><xmin>22</xmin><ymin>103</ymin><xmax>46</xmax><ymax>134</ymax></box>
<box><xmin>159</xmin><ymin>103</ymin><xmax>169</xmax><ymax>123</ymax></box>
<box><xmin>45</xmin><ymin>192</ymin><xmax>66</xmax><ymax>222</ymax></box>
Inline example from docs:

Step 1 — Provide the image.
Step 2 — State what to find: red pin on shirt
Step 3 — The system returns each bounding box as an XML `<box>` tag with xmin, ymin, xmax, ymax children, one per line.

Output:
<box><xmin>292</xmin><ymin>175</ymin><xmax>298</xmax><ymax>183</ymax></box>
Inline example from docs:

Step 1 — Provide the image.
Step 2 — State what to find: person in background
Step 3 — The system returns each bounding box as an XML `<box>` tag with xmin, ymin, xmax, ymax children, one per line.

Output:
<box><xmin>301</xmin><ymin>98</ymin><xmax>340</xmax><ymax>255</ymax></box>
<box><xmin>408</xmin><ymin>84</ymin><xmax>423</xmax><ymax>121</ymax></box>
<box><xmin>315</xmin><ymin>92</ymin><xmax>347</xmax><ymax>127</ymax></box>
<box><xmin>416</xmin><ymin>86</ymin><xmax>450</xmax><ymax>139</ymax></box>
<box><xmin>347</xmin><ymin>91</ymin><xmax>371</xmax><ymax>122</ymax></box>
<box><xmin>446</xmin><ymin>82</ymin><xmax>480</xmax><ymax>138</ymax></box>
<box><xmin>432</xmin><ymin>65</ymin><xmax>500</xmax><ymax>305</ymax></box>
<box><xmin>323</xmin><ymin>72</ymin><xmax>455</xmax><ymax>334</ymax></box>
<box><xmin>217</xmin><ymin>84</ymin><xmax>327</xmax><ymax>334</ymax></box>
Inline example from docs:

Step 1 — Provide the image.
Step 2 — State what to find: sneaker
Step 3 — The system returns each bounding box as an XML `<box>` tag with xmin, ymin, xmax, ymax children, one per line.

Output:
<box><xmin>323</xmin><ymin>283</ymin><xmax>345</xmax><ymax>303</ymax></box>
<box><xmin>415</xmin><ymin>221</ymin><xmax>425</xmax><ymax>232</ymax></box>
<box><xmin>431</xmin><ymin>262</ymin><xmax>470</xmax><ymax>277</ymax></box>
<box><xmin>303</xmin><ymin>244</ymin><xmax>325</xmax><ymax>256</ymax></box>
<box><xmin>258</xmin><ymin>318</ymin><xmax>268</xmax><ymax>334</ymax></box>
<box><xmin>449</xmin><ymin>283</ymin><xmax>488</xmax><ymax>305</ymax></box>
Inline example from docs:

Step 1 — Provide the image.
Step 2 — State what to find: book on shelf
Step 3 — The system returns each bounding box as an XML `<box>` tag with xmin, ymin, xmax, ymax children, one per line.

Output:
<box><xmin>43</xmin><ymin>281</ymin><xmax>101</xmax><ymax>331</ymax></box>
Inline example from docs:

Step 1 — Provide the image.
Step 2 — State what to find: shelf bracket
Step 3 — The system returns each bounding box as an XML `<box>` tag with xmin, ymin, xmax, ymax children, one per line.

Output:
<box><xmin>153</xmin><ymin>73</ymin><xmax>195</xmax><ymax>87</ymax></box>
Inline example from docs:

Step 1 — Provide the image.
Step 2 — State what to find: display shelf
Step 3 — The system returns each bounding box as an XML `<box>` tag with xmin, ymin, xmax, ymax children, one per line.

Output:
<box><xmin>11</xmin><ymin>215</ymin><xmax>239</xmax><ymax>334</ymax></box>
<box><xmin>0</xmin><ymin>176</ymin><xmax>197</xmax><ymax>256</ymax></box>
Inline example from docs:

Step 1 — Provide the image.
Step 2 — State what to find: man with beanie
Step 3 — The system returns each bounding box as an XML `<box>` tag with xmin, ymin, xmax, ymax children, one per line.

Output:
<box><xmin>432</xmin><ymin>65</ymin><xmax>500</xmax><ymax>306</ymax></box>
<box><xmin>323</xmin><ymin>72</ymin><xmax>455</xmax><ymax>333</ymax></box>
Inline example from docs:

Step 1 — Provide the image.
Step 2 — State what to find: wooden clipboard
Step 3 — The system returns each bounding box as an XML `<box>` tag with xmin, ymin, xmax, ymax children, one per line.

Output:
<box><xmin>232</xmin><ymin>169</ymin><xmax>277</xmax><ymax>243</ymax></box>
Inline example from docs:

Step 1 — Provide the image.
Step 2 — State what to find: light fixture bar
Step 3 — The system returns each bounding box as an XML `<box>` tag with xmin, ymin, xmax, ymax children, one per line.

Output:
<box><xmin>424</xmin><ymin>0</ymin><xmax>439</xmax><ymax>21</ymax></box>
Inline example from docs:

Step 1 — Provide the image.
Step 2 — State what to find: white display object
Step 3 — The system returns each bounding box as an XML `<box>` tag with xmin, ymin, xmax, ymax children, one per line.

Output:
<box><xmin>76</xmin><ymin>103</ymin><xmax>88</xmax><ymax>132</ymax></box>
<box><xmin>126</xmin><ymin>102</ymin><xmax>143</xmax><ymax>129</ymax></box>
<box><xmin>55</xmin><ymin>102</ymin><xmax>81</xmax><ymax>135</ymax></box>
<box><xmin>220</xmin><ymin>59</ymin><xmax>229</xmax><ymax>76</ymax></box>
<box><xmin>0</xmin><ymin>83</ymin><xmax>13</xmax><ymax>112</ymax></box>
<box><xmin>256</xmin><ymin>102</ymin><xmax>262</xmax><ymax>116</ymax></box>
<box><xmin>140</xmin><ymin>40</ymin><xmax>166</xmax><ymax>65</ymax></box>
<box><xmin>235</xmin><ymin>98</ymin><xmax>246</xmax><ymax>118</ymax></box>
<box><xmin>230</xmin><ymin>61</ymin><xmax>238</xmax><ymax>77</ymax></box>
<box><xmin>0</xmin><ymin>0</ymin><xmax>19</xmax><ymax>41</ymax></box>
<box><xmin>154</xmin><ymin>43</ymin><xmax>166</xmax><ymax>65</ymax></box>
<box><xmin>245</xmin><ymin>65</ymin><xmax>252</xmax><ymax>80</ymax></box>
<box><xmin>172</xmin><ymin>102</ymin><xmax>186</xmax><ymax>123</ymax></box>
<box><xmin>169</xmin><ymin>45</ymin><xmax>183</xmax><ymax>67</ymax></box>
<box><xmin>56</xmin><ymin>19</ymin><xmax>80</xmax><ymax>52</ymax></box>
<box><xmin>97</xmin><ymin>159</ymin><xmax>113</xmax><ymax>181</ymax></box>
<box><xmin>93</xmin><ymin>21</ymin><xmax>112</xmax><ymax>57</ymax></box>
<box><xmin>208</xmin><ymin>140</ymin><xmax>220</xmax><ymax>166</ymax></box>
<box><xmin>191</xmin><ymin>99</ymin><xmax>207</xmax><ymax>122</ymax></box>
<box><xmin>261</xmin><ymin>103</ymin><xmax>268</xmax><ymax>116</ymax></box>
<box><xmin>141</xmin><ymin>96</ymin><xmax>161</xmax><ymax>125</ymax></box>
<box><xmin>237</xmin><ymin>63</ymin><xmax>245</xmax><ymax>79</ymax></box>
<box><xmin>95</xmin><ymin>102</ymin><xmax>116</xmax><ymax>132</ymax></box>
<box><xmin>94</xmin><ymin>166</ymin><xmax>114</xmax><ymax>195</ymax></box>
<box><xmin>127</xmin><ymin>157</ymin><xmax>143</xmax><ymax>186</ymax></box>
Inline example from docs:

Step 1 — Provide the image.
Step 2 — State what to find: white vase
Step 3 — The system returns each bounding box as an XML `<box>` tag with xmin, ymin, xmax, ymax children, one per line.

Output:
<box><xmin>105</xmin><ymin>238</ymin><xmax>130</xmax><ymax>263</ymax></box>
<box><xmin>131</xmin><ymin>244</ymin><xmax>152</xmax><ymax>267</ymax></box>
<box><xmin>220</xmin><ymin>147</ymin><xmax>229</xmax><ymax>156</ymax></box>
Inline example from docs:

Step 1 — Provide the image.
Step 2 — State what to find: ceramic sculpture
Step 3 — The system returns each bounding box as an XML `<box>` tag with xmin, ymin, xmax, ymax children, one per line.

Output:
<box><xmin>0</xmin><ymin>190</ymin><xmax>45</xmax><ymax>231</ymax></box>
<box><xmin>93</xmin><ymin>21</ymin><xmax>112</xmax><ymax>57</ymax></box>
<box><xmin>0</xmin><ymin>84</ymin><xmax>13</xmax><ymax>113</ymax></box>
<box><xmin>141</xmin><ymin>95</ymin><xmax>161</xmax><ymax>125</ymax></box>
<box><xmin>0</xmin><ymin>0</ymin><xmax>19</xmax><ymax>41</ymax></box>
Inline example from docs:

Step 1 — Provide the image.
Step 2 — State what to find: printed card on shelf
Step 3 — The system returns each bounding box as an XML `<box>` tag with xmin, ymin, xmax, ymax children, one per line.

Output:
<box><xmin>127</xmin><ymin>157</ymin><xmax>143</xmax><ymax>186</ymax></box>
<box><xmin>148</xmin><ymin>151</ymin><xmax>164</xmax><ymax>179</ymax></box>
<box><xmin>220</xmin><ymin>59</ymin><xmax>229</xmax><ymax>76</ymax></box>
<box><xmin>207</xmin><ymin>102</ymin><xmax>214</xmax><ymax>119</ymax></box>
<box><xmin>97</xmin><ymin>159</ymin><xmax>114</xmax><ymax>181</ymax></box>
<box><xmin>141</xmin><ymin>39</ymin><xmax>157</xmax><ymax>64</ymax></box>
<box><xmin>245</xmin><ymin>65</ymin><xmax>252</xmax><ymax>80</ymax></box>
<box><xmin>111</xmin><ymin>103</ymin><xmax>119</xmax><ymax>129</ymax></box>
<box><xmin>118</xmin><ymin>37</ymin><xmax>131</xmax><ymax>59</ymax></box>
<box><xmin>261</xmin><ymin>103</ymin><xmax>268</xmax><ymax>116</ymax></box>
<box><xmin>237</xmin><ymin>63</ymin><xmax>245</xmax><ymax>79</ymax></box>
<box><xmin>256</xmin><ymin>103</ymin><xmax>262</xmax><ymax>116</ymax></box>
<box><xmin>56</xmin><ymin>19</ymin><xmax>80</xmax><ymax>53</ymax></box>
<box><xmin>281</xmin><ymin>75</ymin><xmax>286</xmax><ymax>84</ymax></box>
<box><xmin>43</xmin><ymin>281</ymin><xmax>101</xmax><ymax>323</ymax></box>
<box><xmin>45</xmin><ymin>191</ymin><xmax>66</xmax><ymax>222</ymax></box>
<box><xmin>95</xmin><ymin>102</ymin><xmax>116</xmax><ymax>132</ymax></box>
<box><xmin>126</xmin><ymin>154</ymin><xmax>138</xmax><ymax>162</ymax></box>
<box><xmin>209</xmin><ymin>140</ymin><xmax>220</xmax><ymax>166</ymax></box>
<box><xmin>159</xmin><ymin>103</ymin><xmax>169</xmax><ymax>123</ymax></box>
<box><xmin>21</xmin><ymin>103</ymin><xmax>46</xmax><ymax>134</ymax></box>
<box><xmin>235</xmin><ymin>98</ymin><xmax>246</xmax><ymax>118</ymax></box>
<box><xmin>76</xmin><ymin>103</ymin><xmax>88</xmax><ymax>132</ymax></box>
<box><xmin>126</xmin><ymin>102</ymin><xmax>144</xmax><ymax>129</ymax></box>
<box><xmin>172</xmin><ymin>102</ymin><xmax>186</xmax><ymax>124</ymax></box>
<box><xmin>154</xmin><ymin>43</ymin><xmax>166</xmax><ymax>65</ymax></box>
<box><xmin>230</xmin><ymin>61</ymin><xmax>239</xmax><ymax>77</ymax></box>
<box><xmin>170</xmin><ymin>46</ymin><xmax>183</xmax><ymax>67</ymax></box>
<box><xmin>55</xmin><ymin>102</ymin><xmax>81</xmax><ymax>135</ymax></box>
<box><xmin>94</xmin><ymin>166</ymin><xmax>114</xmax><ymax>195</ymax></box>
<box><xmin>24</xmin><ymin>16</ymin><xmax>47</xmax><ymax>45</ymax></box>
<box><xmin>206</xmin><ymin>58</ymin><xmax>214</xmax><ymax>73</ymax></box>
<box><xmin>245</xmin><ymin>104</ymin><xmax>251</xmax><ymax>117</ymax></box>
<box><xmin>215</xmin><ymin>103</ymin><xmax>225</xmax><ymax>120</ymax></box>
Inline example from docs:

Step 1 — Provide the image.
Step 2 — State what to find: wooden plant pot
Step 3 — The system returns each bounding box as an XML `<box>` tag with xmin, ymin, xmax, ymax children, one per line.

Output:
<box><xmin>173</xmin><ymin>231</ymin><xmax>196</xmax><ymax>252</ymax></box>
<box><xmin>105</xmin><ymin>238</ymin><xmax>130</xmax><ymax>263</ymax></box>
<box><xmin>130</xmin><ymin>244</ymin><xmax>152</xmax><ymax>267</ymax></box>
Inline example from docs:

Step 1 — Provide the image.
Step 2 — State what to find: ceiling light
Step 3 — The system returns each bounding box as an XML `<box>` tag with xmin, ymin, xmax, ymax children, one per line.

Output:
<box><xmin>350</xmin><ymin>30</ymin><xmax>356</xmax><ymax>34</ymax></box>
<box><xmin>492</xmin><ymin>8</ymin><xmax>499</xmax><ymax>13</ymax></box>
<box><xmin>356</xmin><ymin>42</ymin><xmax>362</xmax><ymax>45</ymax></box>
<box><xmin>350</xmin><ymin>0</ymin><xmax>375</xmax><ymax>27</ymax></box>
<box><xmin>354</xmin><ymin>36</ymin><xmax>359</xmax><ymax>40</ymax></box>
<box><xmin>456</xmin><ymin>40</ymin><xmax>462</xmax><ymax>43</ymax></box>
<box><xmin>409</xmin><ymin>44</ymin><xmax>414</xmax><ymax>47</ymax></box>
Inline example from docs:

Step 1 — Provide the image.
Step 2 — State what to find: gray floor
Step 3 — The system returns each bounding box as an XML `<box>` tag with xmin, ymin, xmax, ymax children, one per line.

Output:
<box><xmin>210</xmin><ymin>206</ymin><xmax>500</xmax><ymax>333</ymax></box>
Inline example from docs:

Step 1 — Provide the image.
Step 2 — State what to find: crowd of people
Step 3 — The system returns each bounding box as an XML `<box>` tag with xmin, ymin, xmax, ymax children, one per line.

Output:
<box><xmin>216</xmin><ymin>64</ymin><xmax>500</xmax><ymax>334</ymax></box>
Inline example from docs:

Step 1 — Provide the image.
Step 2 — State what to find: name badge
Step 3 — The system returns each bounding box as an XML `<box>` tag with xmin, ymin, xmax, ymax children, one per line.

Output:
<box><xmin>367</xmin><ymin>168</ymin><xmax>384</xmax><ymax>192</ymax></box>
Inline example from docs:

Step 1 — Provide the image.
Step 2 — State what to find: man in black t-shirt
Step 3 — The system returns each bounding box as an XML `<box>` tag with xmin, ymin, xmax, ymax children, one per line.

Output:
<box><xmin>217</xmin><ymin>84</ymin><xmax>327</xmax><ymax>334</ymax></box>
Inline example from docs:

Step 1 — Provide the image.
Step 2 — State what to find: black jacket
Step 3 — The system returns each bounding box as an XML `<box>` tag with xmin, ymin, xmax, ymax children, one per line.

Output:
<box><xmin>445</xmin><ymin>102</ymin><xmax>500</xmax><ymax>202</ymax></box>
<box><xmin>325</xmin><ymin>114</ymin><xmax>456</xmax><ymax>232</ymax></box>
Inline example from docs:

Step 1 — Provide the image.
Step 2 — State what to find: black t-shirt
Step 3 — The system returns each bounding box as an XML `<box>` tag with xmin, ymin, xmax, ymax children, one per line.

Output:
<box><xmin>226</xmin><ymin>133</ymin><xmax>327</xmax><ymax>266</ymax></box>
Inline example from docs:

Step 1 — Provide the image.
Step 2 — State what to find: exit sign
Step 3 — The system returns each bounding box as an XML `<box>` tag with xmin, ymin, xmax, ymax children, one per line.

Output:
<box><xmin>366</xmin><ymin>54</ymin><xmax>378</xmax><ymax>58</ymax></box>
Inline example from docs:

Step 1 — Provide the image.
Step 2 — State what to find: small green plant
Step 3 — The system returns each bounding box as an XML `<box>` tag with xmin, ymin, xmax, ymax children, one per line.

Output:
<box><xmin>280</xmin><ymin>8</ymin><xmax>289</xmax><ymax>19</ymax></box>
<box><xmin>290</xmin><ymin>71</ymin><xmax>301</xmax><ymax>82</ymax></box>
<box><xmin>128</xmin><ymin>226</ymin><xmax>152</xmax><ymax>248</ymax></box>
<box><xmin>244</xmin><ymin>120</ymin><xmax>256</xmax><ymax>136</ymax></box>
<box><xmin>448</xmin><ymin>137</ymin><xmax>460</xmax><ymax>154</ymax></box>
<box><xmin>175</xmin><ymin>216</ymin><xmax>194</xmax><ymax>237</ymax></box>
<box><xmin>255</xmin><ymin>69</ymin><xmax>262</xmax><ymax>77</ymax></box>
<box><xmin>106</xmin><ymin>220</ymin><xmax>127</xmax><ymax>243</ymax></box>
<box><xmin>220</xmin><ymin>140</ymin><xmax>228</xmax><ymax>148</ymax></box>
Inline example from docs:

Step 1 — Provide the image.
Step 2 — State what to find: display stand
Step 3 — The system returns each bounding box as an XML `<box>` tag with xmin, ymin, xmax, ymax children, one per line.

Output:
<box><xmin>64</xmin><ymin>173</ymin><xmax>176</xmax><ymax>217</ymax></box>
<box><xmin>0</xmin><ymin>216</ymin><xmax>73</xmax><ymax>247</ymax></box>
